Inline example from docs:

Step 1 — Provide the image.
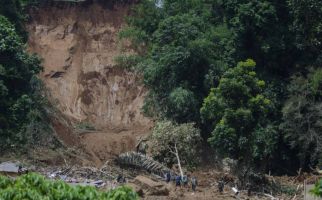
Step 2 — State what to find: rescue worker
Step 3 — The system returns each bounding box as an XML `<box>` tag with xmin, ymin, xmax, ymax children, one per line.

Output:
<box><xmin>191</xmin><ymin>176</ymin><xmax>197</xmax><ymax>192</ymax></box>
<box><xmin>182</xmin><ymin>175</ymin><xmax>188</xmax><ymax>187</ymax></box>
<box><xmin>175</xmin><ymin>175</ymin><xmax>181</xmax><ymax>188</ymax></box>
<box><xmin>117</xmin><ymin>174</ymin><xmax>126</xmax><ymax>183</ymax></box>
<box><xmin>165</xmin><ymin>171</ymin><xmax>171</xmax><ymax>183</ymax></box>
<box><xmin>218</xmin><ymin>178</ymin><xmax>224</xmax><ymax>193</ymax></box>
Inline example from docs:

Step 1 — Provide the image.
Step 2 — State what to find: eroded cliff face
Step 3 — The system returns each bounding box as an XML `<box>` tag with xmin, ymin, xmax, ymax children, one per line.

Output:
<box><xmin>28</xmin><ymin>3</ymin><xmax>150</xmax><ymax>129</ymax></box>
<box><xmin>27</xmin><ymin>3</ymin><xmax>152</xmax><ymax>162</ymax></box>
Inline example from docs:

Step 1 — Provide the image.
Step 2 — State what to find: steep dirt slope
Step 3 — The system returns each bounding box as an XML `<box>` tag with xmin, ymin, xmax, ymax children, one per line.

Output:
<box><xmin>27</xmin><ymin>2</ymin><xmax>152</xmax><ymax>164</ymax></box>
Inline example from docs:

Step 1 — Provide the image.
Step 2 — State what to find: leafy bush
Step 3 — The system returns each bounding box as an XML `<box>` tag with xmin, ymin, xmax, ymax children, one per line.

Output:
<box><xmin>114</xmin><ymin>54</ymin><xmax>142</xmax><ymax>70</ymax></box>
<box><xmin>0</xmin><ymin>173</ymin><xmax>138</xmax><ymax>200</ymax></box>
<box><xmin>151</xmin><ymin>120</ymin><xmax>202</xmax><ymax>167</ymax></box>
<box><xmin>311</xmin><ymin>179</ymin><xmax>322</xmax><ymax>197</ymax></box>
<box><xmin>75</xmin><ymin>122</ymin><xmax>96</xmax><ymax>131</ymax></box>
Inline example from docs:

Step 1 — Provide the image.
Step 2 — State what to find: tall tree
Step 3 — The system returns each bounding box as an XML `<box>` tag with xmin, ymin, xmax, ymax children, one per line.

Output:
<box><xmin>201</xmin><ymin>59</ymin><xmax>275</xmax><ymax>168</ymax></box>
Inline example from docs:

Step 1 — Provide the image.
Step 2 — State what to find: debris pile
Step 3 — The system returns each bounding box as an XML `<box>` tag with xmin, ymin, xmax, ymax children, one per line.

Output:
<box><xmin>43</xmin><ymin>164</ymin><xmax>118</xmax><ymax>188</ymax></box>
<box><xmin>118</xmin><ymin>151</ymin><xmax>172</xmax><ymax>177</ymax></box>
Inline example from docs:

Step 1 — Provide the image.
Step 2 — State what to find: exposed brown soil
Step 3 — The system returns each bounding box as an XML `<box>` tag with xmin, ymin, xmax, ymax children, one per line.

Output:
<box><xmin>79</xmin><ymin>126</ymin><xmax>151</xmax><ymax>163</ymax></box>
<box><xmin>27</xmin><ymin>2</ymin><xmax>152</xmax><ymax>164</ymax></box>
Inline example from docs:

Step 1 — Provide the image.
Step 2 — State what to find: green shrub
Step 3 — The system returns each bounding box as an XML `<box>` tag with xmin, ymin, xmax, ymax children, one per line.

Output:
<box><xmin>310</xmin><ymin>179</ymin><xmax>322</xmax><ymax>197</ymax></box>
<box><xmin>0</xmin><ymin>173</ymin><xmax>138</xmax><ymax>200</ymax></box>
<box><xmin>114</xmin><ymin>54</ymin><xmax>142</xmax><ymax>70</ymax></box>
<box><xmin>75</xmin><ymin>122</ymin><xmax>96</xmax><ymax>131</ymax></box>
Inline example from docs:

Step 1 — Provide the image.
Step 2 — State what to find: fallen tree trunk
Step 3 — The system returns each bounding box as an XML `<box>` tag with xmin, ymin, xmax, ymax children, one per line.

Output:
<box><xmin>117</xmin><ymin>151</ymin><xmax>174</xmax><ymax>177</ymax></box>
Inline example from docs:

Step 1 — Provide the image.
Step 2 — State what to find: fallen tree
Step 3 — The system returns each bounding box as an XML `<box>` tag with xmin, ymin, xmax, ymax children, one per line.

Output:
<box><xmin>117</xmin><ymin>151</ymin><xmax>173</xmax><ymax>177</ymax></box>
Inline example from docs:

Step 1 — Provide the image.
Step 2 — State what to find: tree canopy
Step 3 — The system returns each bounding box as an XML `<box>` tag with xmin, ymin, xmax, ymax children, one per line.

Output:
<box><xmin>201</xmin><ymin>59</ymin><xmax>273</xmax><ymax>166</ymax></box>
<box><xmin>121</xmin><ymin>0</ymin><xmax>322</xmax><ymax>173</ymax></box>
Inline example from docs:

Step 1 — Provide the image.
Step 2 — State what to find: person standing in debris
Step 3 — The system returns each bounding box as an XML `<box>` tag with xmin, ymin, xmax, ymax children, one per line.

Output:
<box><xmin>218</xmin><ymin>178</ymin><xmax>224</xmax><ymax>193</ymax></box>
<box><xmin>165</xmin><ymin>171</ymin><xmax>171</xmax><ymax>183</ymax></box>
<box><xmin>117</xmin><ymin>174</ymin><xmax>126</xmax><ymax>183</ymax></box>
<box><xmin>182</xmin><ymin>175</ymin><xmax>188</xmax><ymax>187</ymax></box>
<box><xmin>191</xmin><ymin>176</ymin><xmax>197</xmax><ymax>192</ymax></box>
<box><xmin>175</xmin><ymin>175</ymin><xmax>181</xmax><ymax>189</ymax></box>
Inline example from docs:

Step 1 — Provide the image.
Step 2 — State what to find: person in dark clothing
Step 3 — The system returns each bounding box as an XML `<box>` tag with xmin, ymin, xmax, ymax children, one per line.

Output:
<box><xmin>117</xmin><ymin>174</ymin><xmax>122</xmax><ymax>182</ymax></box>
<box><xmin>182</xmin><ymin>175</ymin><xmax>188</xmax><ymax>187</ymax></box>
<box><xmin>175</xmin><ymin>175</ymin><xmax>181</xmax><ymax>187</ymax></box>
<box><xmin>191</xmin><ymin>176</ymin><xmax>197</xmax><ymax>192</ymax></box>
<box><xmin>218</xmin><ymin>179</ymin><xmax>224</xmax><ymax>193</ymax></box>
<box><xmin>165</xmin><ymin>171</ymin><xmax>171</xmax><ymax>183</ymax></box>
<box><xmin>117</xmin><ymin>174</ymin><xmax>126</xmax><ymax>183</ymax></box>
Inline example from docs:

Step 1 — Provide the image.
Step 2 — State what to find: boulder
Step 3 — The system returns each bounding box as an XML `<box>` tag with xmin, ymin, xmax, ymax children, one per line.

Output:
<box><xmin>0</xmin><ymin>162</ymin><xmax>27</xmax><ymax>175</ymax></box>
<box><xmin>132</xmin><ymin>175</ymin><xmax>169</xmax><ymax>196</ymax></box>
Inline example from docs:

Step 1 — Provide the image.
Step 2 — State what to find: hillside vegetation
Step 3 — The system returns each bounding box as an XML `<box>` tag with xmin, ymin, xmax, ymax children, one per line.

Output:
<box><xmin>0</xmin><ymin>0</ymin><xmax>59</xmax><ymax>152</ymax></box>
<box><xmin>119</xmin><ymin>0</ymin><xmax>322</xmax><ymax>175</ymax></box>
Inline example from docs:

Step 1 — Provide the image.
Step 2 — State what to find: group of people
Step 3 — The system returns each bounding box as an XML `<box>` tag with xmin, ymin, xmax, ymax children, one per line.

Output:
<box><xmin>164</xmin><ymin>171</ymin><xmax>198</xmax><ymax>192</ymax></box>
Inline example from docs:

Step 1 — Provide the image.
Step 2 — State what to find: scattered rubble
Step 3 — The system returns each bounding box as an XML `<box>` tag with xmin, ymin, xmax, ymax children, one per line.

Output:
<box><xmin>43</xmin><ymin>164</ymin><xmax>118</xmax><ymax>188</ymax></box>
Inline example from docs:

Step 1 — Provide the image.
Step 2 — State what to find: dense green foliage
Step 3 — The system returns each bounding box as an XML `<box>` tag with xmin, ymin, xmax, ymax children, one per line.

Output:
<box><xmin>120</xmin><ymin>0</ymin><xmax>234</xmax><ymax>122</ymax></box>
<box><xmin>201</xmin><ymin>59</ymin><xmax>274</xmax><ymax>166</ymax></box>
<box><xmin>0</xmin><ymin>1</ymin><xmax>56</xmax><ymax>151</ymax></box>
<box><xmin>0</xmin><ymin>173</ymin><xmax>138</xmax><ymax>200</ymax></box>
<box><xmin>280</xmin><ymin>69</ymin><xmax>322</xmax><ymax>167</ymax></box>
<box><xmin>121</xmin><ymin>0</ymin><xmax>322</xmax><ymax>174</ymax></box>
